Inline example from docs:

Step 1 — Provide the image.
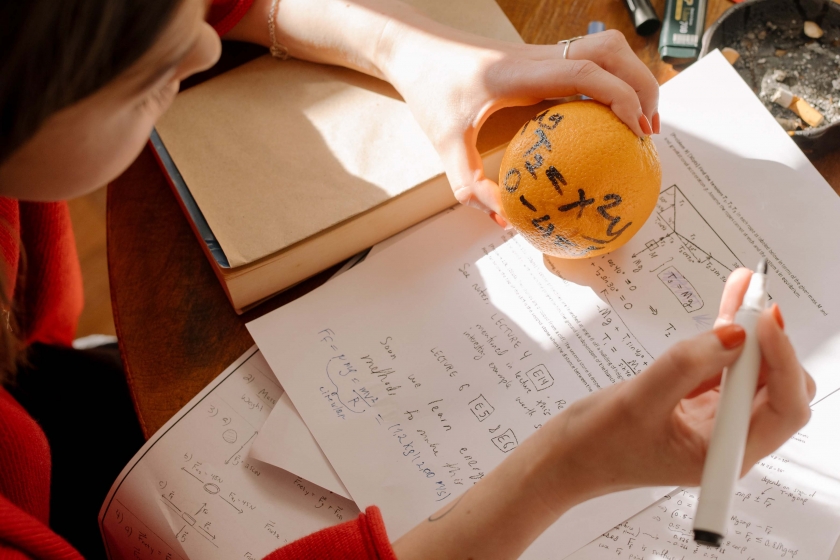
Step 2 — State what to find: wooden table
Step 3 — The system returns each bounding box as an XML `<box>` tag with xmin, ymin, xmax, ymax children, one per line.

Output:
<box><xmin>108</xmin><ymin>0</ymin><xmax>840</xmax><ymax>438</ymax></box>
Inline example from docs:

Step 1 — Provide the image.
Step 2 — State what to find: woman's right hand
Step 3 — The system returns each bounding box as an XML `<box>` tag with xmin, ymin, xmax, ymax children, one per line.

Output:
<box><xmin>538</xmin><ymin>267</ymin><xmax>816</xmax><ymax>504</ymax></box>
<box><xmin>394</xmin><ymin>269</ymin><xmax>815</xmax><ymax>560</ymax></box>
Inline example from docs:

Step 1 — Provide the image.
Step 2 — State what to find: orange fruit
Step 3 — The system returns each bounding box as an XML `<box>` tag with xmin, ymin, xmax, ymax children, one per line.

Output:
<box><xmin>499</xmin><ymin>100</ymin><xmax>661</xmax><ymax>259</ymax></box>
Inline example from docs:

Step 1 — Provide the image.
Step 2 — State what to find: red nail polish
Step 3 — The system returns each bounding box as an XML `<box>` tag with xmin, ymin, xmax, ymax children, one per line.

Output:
<box><xmin>714</xmin><ymin>324</ymin><xmax>746</xmax><ymax>349</ymax></box>
<box><xmin>489</xmin><ymin>212</ymin><xmax>508</xmax><ymax>229</ymax></box>
<box><xmin>639</xmin><ymin>114</ymin><xmax>653</xmax><ymax>136</ymax></box>
<box><xmin>772</xmin><ymin>303</ymin><xmax>785</xmax><ymax>329</ymax></box>
<box><xmin>652</xmin><ymin>112</ymin><xmax>661</xmax><ymax>134</ymax></box>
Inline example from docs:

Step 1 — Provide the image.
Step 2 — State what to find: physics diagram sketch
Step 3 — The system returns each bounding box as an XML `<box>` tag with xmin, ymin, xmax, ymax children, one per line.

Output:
<box><xmin>98</xmin><ymin>349</ymin><xmax>358</xmax><ymax>560</ymax></box>
<box><xmin>552</xmin><ymin>182</ymin><xmax>747</xmax><ymax>378</ymax></box>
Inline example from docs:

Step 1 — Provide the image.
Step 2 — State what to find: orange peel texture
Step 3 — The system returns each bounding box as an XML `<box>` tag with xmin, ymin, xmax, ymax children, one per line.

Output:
<box><xmin>499</xmin><ymin>101</ymin><xmax>661</xmax><ymax>259</ymax></box>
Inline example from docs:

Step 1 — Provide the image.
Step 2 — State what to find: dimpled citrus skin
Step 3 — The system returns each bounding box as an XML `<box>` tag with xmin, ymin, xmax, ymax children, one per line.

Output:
<box><xmin>499</xmin><ymin>101</ymin><xmax>661</xmax><ymax>259</ymax></box>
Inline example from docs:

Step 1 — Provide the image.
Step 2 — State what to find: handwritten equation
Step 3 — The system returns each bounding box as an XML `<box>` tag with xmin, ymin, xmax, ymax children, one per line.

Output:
<box><xmin>570</xmin><ymin>451</ymin><xmax>840</xmax><ymax>560</ymax></box>
<box><xmin>99</xmin><ymin>350</ymin><xmax>358</xmax><ymax>560</ymax></box>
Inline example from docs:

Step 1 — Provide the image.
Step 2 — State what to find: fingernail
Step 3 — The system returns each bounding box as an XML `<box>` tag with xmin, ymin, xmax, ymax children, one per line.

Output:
<box><xmin>652</xmin><ymin>112</ymin><xmax>661</xmax><ymax>134</ymax></box>
<box><xmin>772</xmin><ymin>303</ymin><xmax>785</xmax><ymax>329</ymax></box>
<box><xmin>489</xmin><ymin>211</ymin><xmax>509</xmax><ymax>230</ymax></box>
<box><xmin>714</xmin><ymin>323</ymin><xmax>746</xmax><ymax>350</ymax></box>
<box><xmin>639</xmin><ymin>114</ymin><xmax>653</xmax><ymax>136</ymax></box>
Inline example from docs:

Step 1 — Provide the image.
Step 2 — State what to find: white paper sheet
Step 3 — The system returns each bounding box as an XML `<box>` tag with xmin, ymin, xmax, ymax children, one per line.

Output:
<box><xmin>249</xmin><ymin>392</ymin><xmax>352</xmax><ymax>500</ymax></box>
<box><xmin>98</xmin><ymin>349</ymin><xmax>359</xmax><ymax>560</ymax></box>
<box><xmin>248</xmin><ymin>52</ymin><xmax>840</xmax><ymax>558</ymax></box>
<box><xmin>247</xmin><ymin>208</ymin><xmax>458</xmax><ymax>491</ymax></box>
<box><xmin>569</xmin><ymin>398</ymin><xmax>840</xmax><ymax>559</ymax></box>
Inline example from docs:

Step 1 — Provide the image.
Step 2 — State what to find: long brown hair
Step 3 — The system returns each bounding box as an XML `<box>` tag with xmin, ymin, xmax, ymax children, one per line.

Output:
<box><xmin>1</xmin><ymin>0</ymin><xmax>185</xmax><ymax>164</ymax></box>
<box><xmin>0</xmin><ymin>0</ymin><xmax>185</xmax><ymax>382</ymax></box>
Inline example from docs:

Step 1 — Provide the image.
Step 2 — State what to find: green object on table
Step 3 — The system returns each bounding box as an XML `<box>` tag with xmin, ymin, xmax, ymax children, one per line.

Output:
<box><xmin>659</xmin><ymin>0</ymin><xmax>707</xmax><ymax>63</ymax></box>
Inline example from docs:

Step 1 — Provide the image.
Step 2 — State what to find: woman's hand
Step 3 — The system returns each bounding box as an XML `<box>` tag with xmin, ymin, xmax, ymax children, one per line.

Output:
<box><xmin>539</xmin><ymin>268</ymin><xmax>815</xmax><ymax>502</ymax></box>
<box><xmin>228</xmin><ymin>0</ymin><xmax>659</xmax><ymax>227</ymax></box>
<box><xmin>380</xmin><ymin>23</ymin><xmax>660</xmax><ymax>225</ymax></box>
<box><xmin>394</xmin><ymin>269</ymin><xmax>815</xmax><ymax>560</ymax></box>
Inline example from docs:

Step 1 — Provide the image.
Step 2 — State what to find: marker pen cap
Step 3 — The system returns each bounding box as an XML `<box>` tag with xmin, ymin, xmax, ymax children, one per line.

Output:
<box><xmin>623</xmin><ymin>0</ymin><xmax>661</xmax><ymax>36</ymax></box>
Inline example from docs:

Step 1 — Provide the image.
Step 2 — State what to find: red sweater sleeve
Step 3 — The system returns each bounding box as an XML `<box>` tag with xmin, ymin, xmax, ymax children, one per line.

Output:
<box><xmin>262</xmin><ymin>507</ymin><xmax>398</xmax><ymax>560</ymax></box>
<box><xmin>0</xmin><ymin>199</ymin><xmax>83</xmax><ymax>348</ymax></box>
<box><xmin>208</xmin><ymin>0</ymin><xmax>256</xmax><ymax>36</ymax></box>
<box><xmin>0</xmin><ymin>494</ymin><xmax>82</xmax><ymax>560</ymax></box>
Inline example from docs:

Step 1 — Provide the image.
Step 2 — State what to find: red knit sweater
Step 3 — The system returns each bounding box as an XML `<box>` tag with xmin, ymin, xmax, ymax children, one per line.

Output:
<box><xmin>0</xmin><ymin>2</ymin><xmax>396</xmax><ymax>558</ymax></box>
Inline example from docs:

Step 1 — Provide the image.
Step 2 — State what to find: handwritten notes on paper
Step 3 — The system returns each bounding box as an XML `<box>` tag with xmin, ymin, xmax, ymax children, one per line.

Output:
<box><xmin>98</xmin><ymin>349</ymin><xmax>358</xmax><ymax>560</ymax></box>
<box><xmin>570</xmin><ymin>404</ymin><xmax>840</xmax><ymax>559</ymax></box>
<box><xmin>250</xmin><ymin>208</ymin><xmax>672</xmax><ymax>558</ymax></box>
<box><xmin>249</xmin><ymin>54</ymin><xmax>840</xmax><ymax>558</ymax></box>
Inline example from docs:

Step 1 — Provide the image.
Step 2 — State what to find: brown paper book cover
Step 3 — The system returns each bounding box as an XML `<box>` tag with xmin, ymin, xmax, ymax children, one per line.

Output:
<box><xmin>154</xmin><ymin>0</ymin><xmax>544</xmax><ymax>312</ymax></box>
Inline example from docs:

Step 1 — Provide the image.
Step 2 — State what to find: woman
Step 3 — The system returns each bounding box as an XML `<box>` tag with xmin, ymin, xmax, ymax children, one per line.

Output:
<box><xmin>0</xmin><ymin>0</ymin><xmax>815</xmax><ymax>558</ymax></box>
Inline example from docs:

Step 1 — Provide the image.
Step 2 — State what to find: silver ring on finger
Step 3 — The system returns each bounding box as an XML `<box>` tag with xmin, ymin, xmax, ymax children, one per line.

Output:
<box><xmin>557</xmin><ymin>36</ymin><xmax>586</xmax><ymax>59</ymax></box>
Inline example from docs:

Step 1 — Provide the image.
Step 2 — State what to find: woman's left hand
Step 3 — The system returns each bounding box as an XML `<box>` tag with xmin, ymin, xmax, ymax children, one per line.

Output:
<box><xmin>380</xmin><ymin>24</ymin><xmax>660</xmax><ymax>225</ymax></box>
<box><xmin>229</xmin><ymin>0</ymin><xmax>659</xmax><ymax>226</ymax></box>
